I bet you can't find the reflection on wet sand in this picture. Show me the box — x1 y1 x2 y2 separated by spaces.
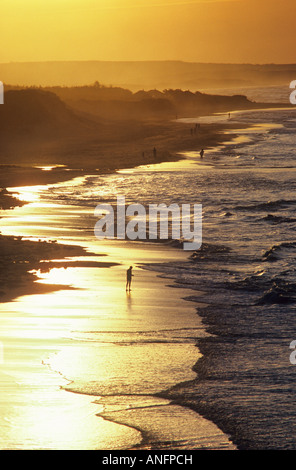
0 160 235 450
0 243 234 449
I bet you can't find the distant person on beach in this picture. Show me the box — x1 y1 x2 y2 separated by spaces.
126 266 133 291
200 149 204 159
153 147 157 158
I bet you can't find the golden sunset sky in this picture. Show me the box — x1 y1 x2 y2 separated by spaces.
1 0 295 63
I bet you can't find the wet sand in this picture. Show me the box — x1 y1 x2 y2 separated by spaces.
0 233 119 304
0 116 247 304
0 239 235 450
0 119 246 188
0 117 248 450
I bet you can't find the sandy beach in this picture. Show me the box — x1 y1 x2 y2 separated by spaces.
0 236 236 449
0 113 246 450
1 105 290 450
0 116 247 304
0 118 248 187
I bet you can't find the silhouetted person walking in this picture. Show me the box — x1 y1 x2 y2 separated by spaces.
126 266 133 291
200 149 204 159
153 147 157 159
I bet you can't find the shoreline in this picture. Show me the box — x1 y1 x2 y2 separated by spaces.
0 115 252 304
0 115 243 450
56 255 236 451
147 106 296 450
0 106 290 450
1 102 291 190
0 117 265 189
0 234 119 304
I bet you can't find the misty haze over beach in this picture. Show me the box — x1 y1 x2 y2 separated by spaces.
1 61 296 90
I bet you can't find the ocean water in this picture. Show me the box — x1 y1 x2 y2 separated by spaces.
1 87 296 449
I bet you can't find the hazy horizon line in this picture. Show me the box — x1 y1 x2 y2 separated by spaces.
1 60 296 66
